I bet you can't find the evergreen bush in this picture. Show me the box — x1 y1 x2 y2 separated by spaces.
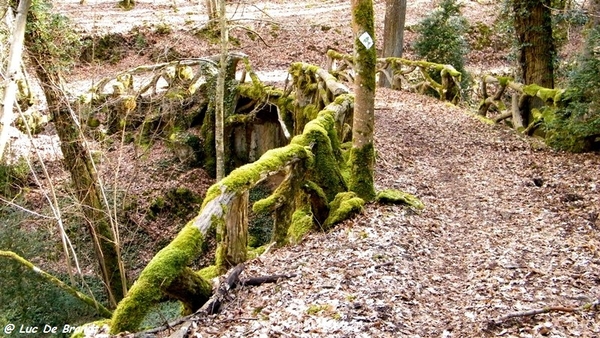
544 25 600 152
413 0 470 89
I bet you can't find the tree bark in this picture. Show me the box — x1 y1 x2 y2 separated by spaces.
513 0 555 126
379 0 406 88
349 0 376 201
217 190 249 269
0 0 32 161
215 0 228 181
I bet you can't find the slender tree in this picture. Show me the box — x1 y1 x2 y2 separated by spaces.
209 0 249 270
379 0 406 88
0 0 32 161
348 0 376 201
24 2 126 307
216 0 227 181
206 0 218 21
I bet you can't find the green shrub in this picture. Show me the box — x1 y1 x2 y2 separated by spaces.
413 0 470 89
544 26 600 152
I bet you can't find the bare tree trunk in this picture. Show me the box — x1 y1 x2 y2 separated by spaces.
348 0 376 201
33 68 126 307
216 0 227 181
379 0 406 88
513 0 555 127
0 0 32 161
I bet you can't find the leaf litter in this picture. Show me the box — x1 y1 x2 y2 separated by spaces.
171 89 600 338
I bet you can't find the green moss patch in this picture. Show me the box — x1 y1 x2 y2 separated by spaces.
324 192 365 229
287 208 314 244
376 189 424 210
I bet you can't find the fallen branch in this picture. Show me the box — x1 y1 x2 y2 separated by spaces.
493 111 513 123
241 273 298 286
487 299 600 328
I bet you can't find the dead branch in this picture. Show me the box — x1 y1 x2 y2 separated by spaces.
135 265 297 337
493 111 513 123
487 300 600 329
241 273 298 286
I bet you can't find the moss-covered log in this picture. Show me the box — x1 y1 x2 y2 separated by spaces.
110 143 309 333
102 58 389 334
475 75 566 134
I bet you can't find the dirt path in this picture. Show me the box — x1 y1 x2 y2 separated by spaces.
179 89 599 337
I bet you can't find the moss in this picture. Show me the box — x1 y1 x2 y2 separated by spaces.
197 265 219 280
202 143 308 208
71 319 111 338
376 189 425 210
497 76 513 87
302 181 327 205
324 192 365 229
110 225 204 333
348 143 376 201
247 245 267 259
298 119 347 201
214 242 227 272
287 207 314 244
470 112 495 125
252 193 282 214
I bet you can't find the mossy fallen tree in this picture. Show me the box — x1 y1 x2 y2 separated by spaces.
72 59 424 335
326 49 462 104
108 63 359 334
477 75 566 134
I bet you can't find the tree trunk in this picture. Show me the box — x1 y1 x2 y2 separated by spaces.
206 0 218 21
592 0 600 27
215 0 228 181
212 0 250 271
349 0 376 201
32 68 126 307
513 0 555 126
216 191 249 269
0 0 32 161
379 0 406 88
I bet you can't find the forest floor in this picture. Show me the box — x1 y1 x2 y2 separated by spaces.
175 90 600 338
12 0 600 337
